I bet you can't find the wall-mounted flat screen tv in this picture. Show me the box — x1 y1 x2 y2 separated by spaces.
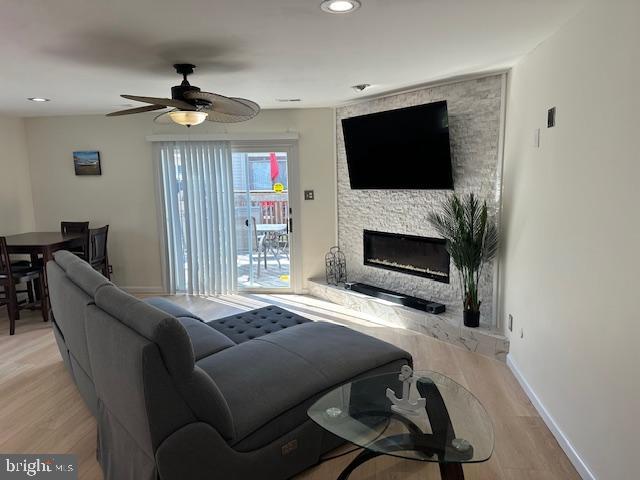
341 101 454 189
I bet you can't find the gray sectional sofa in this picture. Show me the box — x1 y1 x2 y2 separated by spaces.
47 250 412 480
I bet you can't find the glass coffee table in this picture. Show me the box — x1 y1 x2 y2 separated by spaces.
308 370 494 479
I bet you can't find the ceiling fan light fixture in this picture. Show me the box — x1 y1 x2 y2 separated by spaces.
169 110 208 127
320 0 360 14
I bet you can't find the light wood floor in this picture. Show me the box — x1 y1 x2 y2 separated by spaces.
0 293 580 480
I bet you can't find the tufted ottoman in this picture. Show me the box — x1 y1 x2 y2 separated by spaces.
206 305 311 344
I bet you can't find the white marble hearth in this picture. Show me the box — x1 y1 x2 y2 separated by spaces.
308 279 509 362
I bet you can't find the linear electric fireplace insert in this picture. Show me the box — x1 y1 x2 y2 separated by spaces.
363 230 450 283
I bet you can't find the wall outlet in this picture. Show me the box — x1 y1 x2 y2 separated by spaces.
533 128 540 148
508 314 513 332
304 190 315 200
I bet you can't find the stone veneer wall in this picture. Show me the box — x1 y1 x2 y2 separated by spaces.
337 74 504 327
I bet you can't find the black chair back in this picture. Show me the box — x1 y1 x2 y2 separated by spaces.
61 221 90 260
89 226 110 277
61 221 90 236
0 237 11 277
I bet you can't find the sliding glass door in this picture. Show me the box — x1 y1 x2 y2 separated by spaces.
232 144 295 290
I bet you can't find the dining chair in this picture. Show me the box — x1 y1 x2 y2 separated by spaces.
61 221 90 260
0 237 47 335
88 225 111 280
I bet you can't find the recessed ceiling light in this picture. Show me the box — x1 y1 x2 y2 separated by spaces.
27 97 50 102
320 0 361 14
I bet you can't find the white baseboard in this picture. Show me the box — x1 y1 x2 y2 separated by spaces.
507 355 596 480
121 286 167 295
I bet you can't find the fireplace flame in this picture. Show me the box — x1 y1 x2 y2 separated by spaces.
367 258 449 278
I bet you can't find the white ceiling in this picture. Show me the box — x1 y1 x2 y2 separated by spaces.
1 0 584 116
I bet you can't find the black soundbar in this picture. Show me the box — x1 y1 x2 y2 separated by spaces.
344 282 446 314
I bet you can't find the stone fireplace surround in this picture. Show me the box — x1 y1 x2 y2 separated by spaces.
337 74 504 325
311 73 509 359
308 279 509 361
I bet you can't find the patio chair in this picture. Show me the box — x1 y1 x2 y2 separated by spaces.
250 217 267 277
276 232 289 261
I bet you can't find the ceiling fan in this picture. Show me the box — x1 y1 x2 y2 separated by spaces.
106 64 260 127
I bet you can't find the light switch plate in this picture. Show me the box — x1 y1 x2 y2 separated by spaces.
304 190 315 200
547 107 556 128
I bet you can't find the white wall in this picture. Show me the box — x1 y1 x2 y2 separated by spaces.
500 1 639 478
0 117 35 235
24 109 336 291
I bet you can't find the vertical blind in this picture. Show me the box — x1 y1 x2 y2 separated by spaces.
155 141 237 295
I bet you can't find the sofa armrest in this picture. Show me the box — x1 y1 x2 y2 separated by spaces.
156 422 225 480
144 297 204 322
156 420 327 480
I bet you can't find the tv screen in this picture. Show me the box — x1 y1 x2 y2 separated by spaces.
341 101 453 190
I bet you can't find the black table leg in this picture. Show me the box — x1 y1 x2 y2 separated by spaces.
336 450 465 480
337 448 382 480
40 247 52 323
335 435 466 480
440 463 464 480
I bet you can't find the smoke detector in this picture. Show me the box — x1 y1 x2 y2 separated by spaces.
352 84 371 92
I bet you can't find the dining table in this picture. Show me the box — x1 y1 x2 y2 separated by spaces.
255 223 288 234
5 232 84 323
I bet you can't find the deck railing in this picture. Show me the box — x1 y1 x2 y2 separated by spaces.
234 191 289 252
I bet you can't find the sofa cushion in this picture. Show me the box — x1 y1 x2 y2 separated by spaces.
144 297 204 322
196 337 328 446
196 321 412 448
178 317 235 360
256 322 410 382
207 306 311 344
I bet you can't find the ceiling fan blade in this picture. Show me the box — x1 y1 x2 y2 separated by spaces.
202 109 258 123
153 110 176 124
231 97 261 115
184 91 260 117
121 94 196 110
106 104 167 116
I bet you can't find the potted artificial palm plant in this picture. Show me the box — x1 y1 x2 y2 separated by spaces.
427 193 498 327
